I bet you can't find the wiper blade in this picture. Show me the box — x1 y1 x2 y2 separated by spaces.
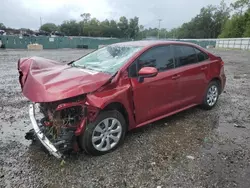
68 60 75 65
71 63 86 69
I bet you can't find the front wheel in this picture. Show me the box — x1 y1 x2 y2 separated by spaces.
201 81 220 110
79 110 126 156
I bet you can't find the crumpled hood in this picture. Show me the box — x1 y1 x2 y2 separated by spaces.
18 57 112 102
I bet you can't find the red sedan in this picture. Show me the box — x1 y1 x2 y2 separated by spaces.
18 41 226 158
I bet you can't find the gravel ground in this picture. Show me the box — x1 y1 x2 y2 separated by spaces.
0 48 250 188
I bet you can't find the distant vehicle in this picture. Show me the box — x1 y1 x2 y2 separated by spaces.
0 30 6 35
18 41 226 159
51 31 65 37
22 33 31 37
34 30 50 36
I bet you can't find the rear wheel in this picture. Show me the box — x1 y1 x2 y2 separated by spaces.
79 110 126 156
201 81 220 110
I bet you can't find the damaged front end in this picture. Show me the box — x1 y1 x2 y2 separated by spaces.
17 57 112 158
26 95 99 158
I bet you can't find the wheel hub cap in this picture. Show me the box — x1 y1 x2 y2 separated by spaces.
92 118 122 152
207 85 218 106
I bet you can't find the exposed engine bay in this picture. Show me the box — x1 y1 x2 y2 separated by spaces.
25 94 98 157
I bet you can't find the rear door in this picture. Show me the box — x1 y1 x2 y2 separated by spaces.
172 45 210 107
128 45 180 125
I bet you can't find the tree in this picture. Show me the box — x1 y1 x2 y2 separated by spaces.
100 19 111 37
80 13 91 23
40 23 58 33
219 14 246 38
79 13 91 36
118 16 129 38
0 23 6 30
219 0 250 38
128 17 139 39
60 20 80 36
87 18 101 36
150 1 230 39
214 0 231 38
109 20 120 38
243 20 250 36
231 0 250 14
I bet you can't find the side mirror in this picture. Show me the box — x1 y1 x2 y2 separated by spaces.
138 67 158 83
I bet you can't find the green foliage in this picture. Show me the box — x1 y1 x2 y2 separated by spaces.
164 2 230 39
40 23 58 33
128 17 139 38
219 14 246 38
118 16 129 38
243 20 250 37
3 0 250 39
60 20 80 36
140 1 230 39
56 13 140 38
230 0 250 14
219 0 250 38
0 23 6 30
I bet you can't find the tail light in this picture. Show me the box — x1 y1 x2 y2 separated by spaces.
216 56 224 67
221 60 225 66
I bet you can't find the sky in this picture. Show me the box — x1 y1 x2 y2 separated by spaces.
1 0 234 30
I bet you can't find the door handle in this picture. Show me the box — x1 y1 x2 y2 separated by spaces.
171 74 180 80
201 66 208 70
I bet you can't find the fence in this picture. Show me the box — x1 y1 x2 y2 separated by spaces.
180 38 250 50
216 38 250 50
176 39 217 48
0 35 128 49
1 35 250 50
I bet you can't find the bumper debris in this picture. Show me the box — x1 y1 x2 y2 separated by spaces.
29 104 62 159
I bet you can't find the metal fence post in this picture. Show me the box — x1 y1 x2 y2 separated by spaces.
247 38 250 50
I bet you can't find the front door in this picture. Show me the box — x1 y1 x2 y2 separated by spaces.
128 45 180 125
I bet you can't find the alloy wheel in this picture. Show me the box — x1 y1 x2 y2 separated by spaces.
91 118 122 152
207 85 218 106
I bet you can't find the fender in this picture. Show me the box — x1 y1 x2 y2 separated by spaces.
85 83 136 129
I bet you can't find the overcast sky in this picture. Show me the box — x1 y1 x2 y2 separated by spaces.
1 0 234 30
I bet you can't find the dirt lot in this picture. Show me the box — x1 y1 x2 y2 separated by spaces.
0 48 250 188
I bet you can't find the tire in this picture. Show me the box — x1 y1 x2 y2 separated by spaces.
201 81 220 110
79 110 126 156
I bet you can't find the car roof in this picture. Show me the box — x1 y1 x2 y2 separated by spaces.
112 40 199 48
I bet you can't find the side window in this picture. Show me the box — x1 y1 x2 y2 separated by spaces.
194 48 209 62
138 45 174 72
173 45 198 67
128 61 137 77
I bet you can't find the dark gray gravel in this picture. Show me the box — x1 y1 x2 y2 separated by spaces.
0 48 250 188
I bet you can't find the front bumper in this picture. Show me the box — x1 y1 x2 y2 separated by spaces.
29 103 62 159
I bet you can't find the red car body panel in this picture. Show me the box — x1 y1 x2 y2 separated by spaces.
18 57 112 102
18 41 226 136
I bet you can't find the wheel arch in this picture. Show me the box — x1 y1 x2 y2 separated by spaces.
210 77 222 94
102 102 129 131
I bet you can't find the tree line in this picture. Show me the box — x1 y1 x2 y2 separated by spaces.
0 0 250 39
39 13 140 39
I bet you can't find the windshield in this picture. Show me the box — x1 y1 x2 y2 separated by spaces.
72 45 142 74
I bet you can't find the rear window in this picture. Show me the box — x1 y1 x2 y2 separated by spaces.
173 45 198 67
194 48 209 62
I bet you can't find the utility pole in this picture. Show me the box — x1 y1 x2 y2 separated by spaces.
157 19 162 39
40 17 43 27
